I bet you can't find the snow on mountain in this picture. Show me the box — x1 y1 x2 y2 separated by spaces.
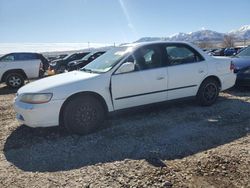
229 25 250 39
168 30 224 41
168 32 189 41
135 25 250 43
136 37 167 43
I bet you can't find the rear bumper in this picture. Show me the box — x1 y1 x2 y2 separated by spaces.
220 73 237 91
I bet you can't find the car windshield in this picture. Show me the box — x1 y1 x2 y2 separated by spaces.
81 46 133 73
237 47 250 57
81 52 95 61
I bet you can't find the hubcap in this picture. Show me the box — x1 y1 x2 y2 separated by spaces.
9 76 21 87
203 83 217 102
75 105 97 125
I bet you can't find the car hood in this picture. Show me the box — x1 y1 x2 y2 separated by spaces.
231 57 250 70
18 71 99 94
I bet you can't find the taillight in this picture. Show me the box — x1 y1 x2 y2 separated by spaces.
39 62 43 70
230 61 235 72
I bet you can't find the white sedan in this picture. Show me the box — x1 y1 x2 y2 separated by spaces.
14 42 236 134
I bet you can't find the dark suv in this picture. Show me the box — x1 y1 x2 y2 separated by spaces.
50 52 90 73
67 51 106 71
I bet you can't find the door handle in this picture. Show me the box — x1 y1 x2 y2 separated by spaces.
156 77 165 80
198 70 204 74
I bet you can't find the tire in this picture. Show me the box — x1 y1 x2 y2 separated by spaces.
196 79 220 106
5 73 25 89
63 95 106 135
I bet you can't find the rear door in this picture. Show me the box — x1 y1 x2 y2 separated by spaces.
111 44 168 110
0 54 15 79
164 44 207 100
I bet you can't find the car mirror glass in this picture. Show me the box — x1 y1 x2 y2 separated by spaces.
115 62 135 74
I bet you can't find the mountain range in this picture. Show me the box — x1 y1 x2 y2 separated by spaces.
136 25 250 43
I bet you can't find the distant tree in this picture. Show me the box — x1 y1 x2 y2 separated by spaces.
223 35 235 48
197 41 213 49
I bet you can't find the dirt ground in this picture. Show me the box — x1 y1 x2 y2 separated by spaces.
0 83 249 188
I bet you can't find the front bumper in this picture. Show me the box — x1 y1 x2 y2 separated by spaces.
14 98 65 128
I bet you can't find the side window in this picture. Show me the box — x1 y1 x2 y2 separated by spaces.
15 53 37 61
166 45 203 66
78 53 86 59
68 54 77 61
0 54 15 61
133 45 163 71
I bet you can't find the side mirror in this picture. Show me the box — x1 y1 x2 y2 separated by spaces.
116 62 135 74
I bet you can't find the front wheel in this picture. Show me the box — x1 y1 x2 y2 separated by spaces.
63 95 106 135
196 79 220 106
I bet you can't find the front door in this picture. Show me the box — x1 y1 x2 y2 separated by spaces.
111 44 168 110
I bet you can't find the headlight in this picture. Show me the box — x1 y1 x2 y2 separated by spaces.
20 93 53 104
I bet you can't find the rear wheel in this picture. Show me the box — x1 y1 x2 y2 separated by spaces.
5 73 25 88
63 95 106 135
196 79 220 106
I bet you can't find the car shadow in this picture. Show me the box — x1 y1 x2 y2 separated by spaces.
0 85 17 95
3 96 250 172
226 86 250 97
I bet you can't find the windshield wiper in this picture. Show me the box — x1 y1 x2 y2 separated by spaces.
81 68 101 74
81 68 93 73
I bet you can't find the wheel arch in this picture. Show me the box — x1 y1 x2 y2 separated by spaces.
199 75 222 90
1 69 27 82
59 91 108 126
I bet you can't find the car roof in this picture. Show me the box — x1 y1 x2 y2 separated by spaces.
120 41 211 60
121 41 195 48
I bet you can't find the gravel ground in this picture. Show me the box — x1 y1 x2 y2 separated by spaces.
0 83 249 187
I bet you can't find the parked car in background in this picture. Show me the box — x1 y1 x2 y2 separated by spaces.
212 48 225 56
0 52 46 88
50 52 89 73
14 42 236 134
67 51 106 71
47 54 68 62
224 48 236 56
232 46 250 86
206 49 218 56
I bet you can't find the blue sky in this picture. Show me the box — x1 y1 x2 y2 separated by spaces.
0 0 250 44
